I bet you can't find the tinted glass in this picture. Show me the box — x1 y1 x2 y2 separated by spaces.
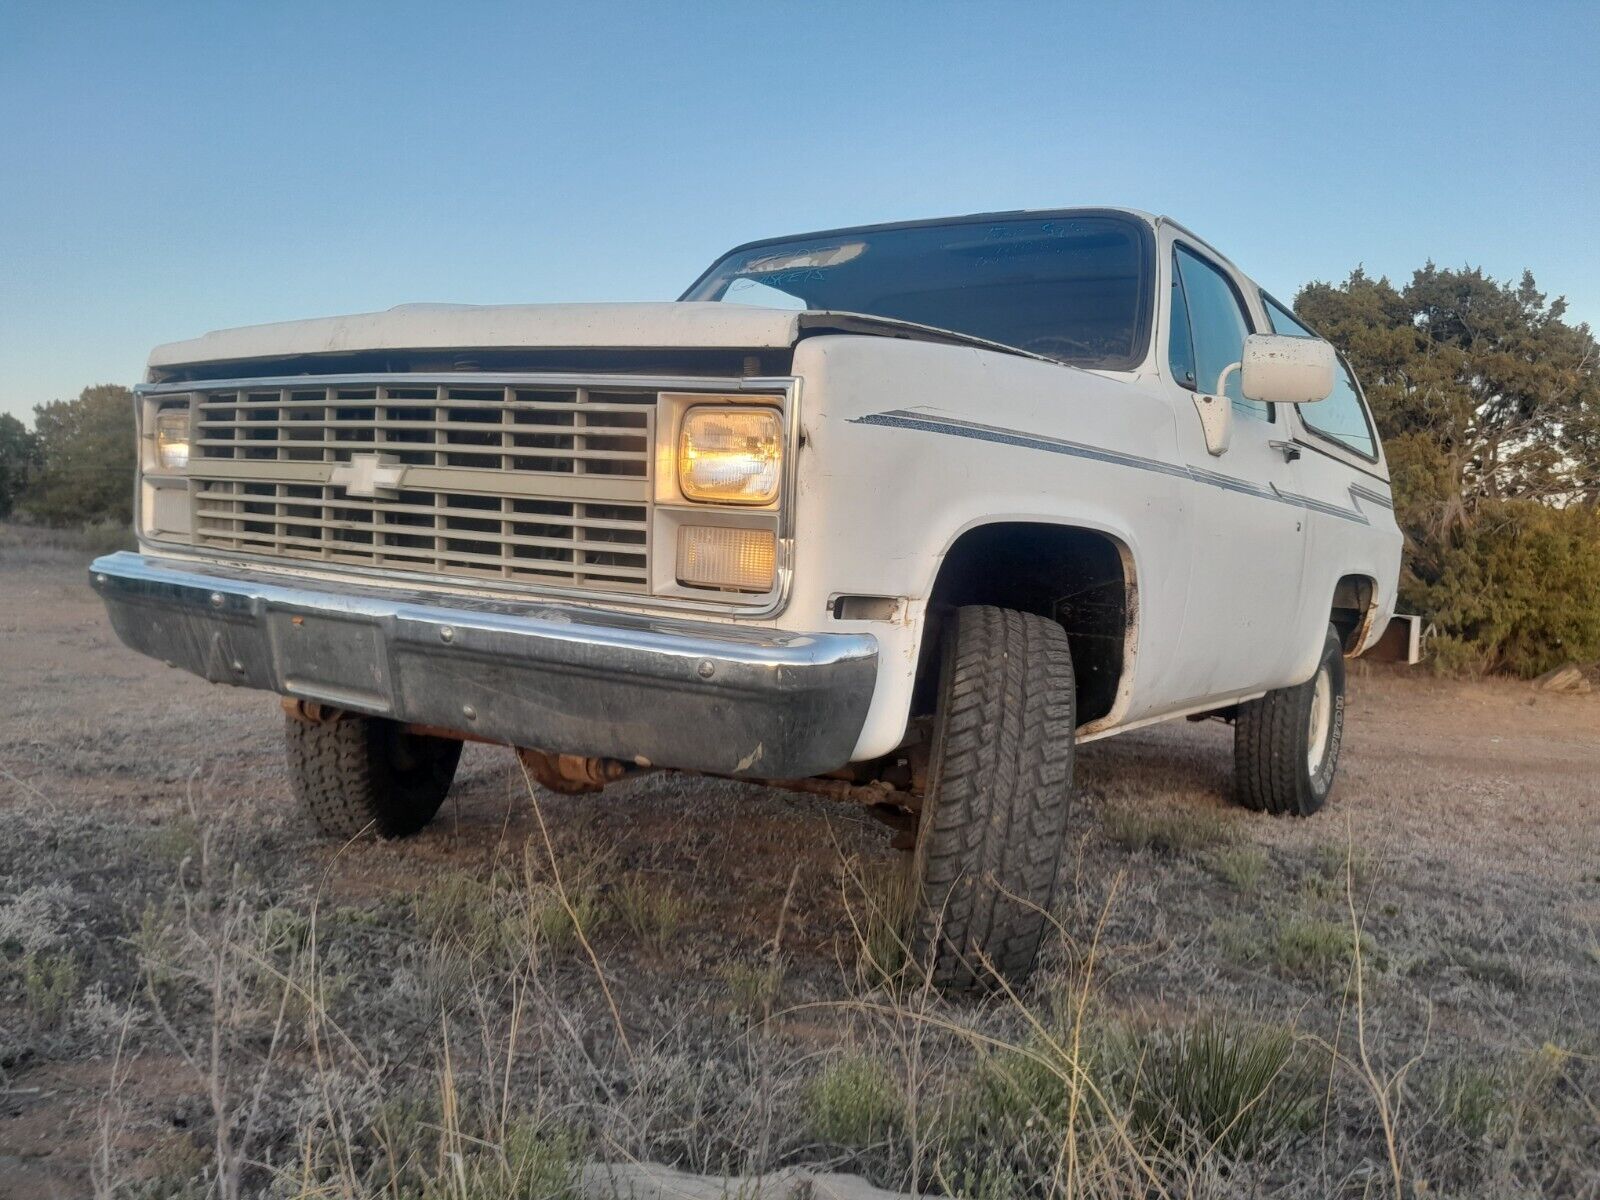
1167 251 1198 389
1173 246 1263 418
1263 294 1377 458
685 215 1152 369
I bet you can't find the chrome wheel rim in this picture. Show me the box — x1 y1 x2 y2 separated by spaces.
1306 666 1333 775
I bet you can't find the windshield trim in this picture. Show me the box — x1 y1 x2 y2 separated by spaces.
680 208 1157 372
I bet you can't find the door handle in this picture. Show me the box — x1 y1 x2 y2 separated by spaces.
1268 439 1301 463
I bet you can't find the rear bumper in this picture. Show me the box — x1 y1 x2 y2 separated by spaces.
89 552 878 778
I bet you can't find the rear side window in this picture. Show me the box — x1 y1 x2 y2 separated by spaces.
1262 294 1378 459
1171 246 1266 420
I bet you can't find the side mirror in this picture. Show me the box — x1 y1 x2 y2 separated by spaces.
1238 334 1336 405
1191 334 1338 457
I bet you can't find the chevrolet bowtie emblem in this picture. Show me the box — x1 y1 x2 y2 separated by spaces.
329 453 407 497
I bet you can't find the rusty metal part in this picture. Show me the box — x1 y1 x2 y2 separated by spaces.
875 716 932 796
752 775 903 807
288 691 922 822
868 802 920 850
402 722 500 746
282 697 347 724
902 738 931 798
517 748 630 794
286 700 504 746
754 772 925 850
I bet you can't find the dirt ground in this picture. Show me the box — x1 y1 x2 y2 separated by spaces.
1 540 1596 1198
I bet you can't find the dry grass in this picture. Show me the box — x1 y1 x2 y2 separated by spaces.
2 556 1598 1198
611 874 695 956
0 518 133 562
1209 845 1270 891
4 776 1595 1199
719 958 785 1020
1100 803 1236 855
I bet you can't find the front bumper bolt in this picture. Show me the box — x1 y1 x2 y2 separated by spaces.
462 705 477 721
209 592 225 609
439 626 455 643
696 660 715 680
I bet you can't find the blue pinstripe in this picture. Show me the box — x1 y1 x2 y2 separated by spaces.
850 409 1392 526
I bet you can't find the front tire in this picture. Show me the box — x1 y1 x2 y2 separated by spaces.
1232 624 1346 816
285 713 462 839
909 606 1076 993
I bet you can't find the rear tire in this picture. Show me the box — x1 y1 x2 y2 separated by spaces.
285 713 462 839
909 606 1076 994
1232 624 1346 817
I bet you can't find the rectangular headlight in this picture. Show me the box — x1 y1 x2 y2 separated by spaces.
154 408 191 471
676 525 776 592
677 406 781 504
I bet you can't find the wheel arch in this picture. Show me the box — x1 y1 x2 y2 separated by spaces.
1330 572 1380 655
917 518 1140 728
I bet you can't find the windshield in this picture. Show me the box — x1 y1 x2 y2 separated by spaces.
682 212 1153 369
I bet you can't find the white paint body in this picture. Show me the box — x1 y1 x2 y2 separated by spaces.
145 213 1403 765
148 302 810 367
788 351 1399 759
781 218 1401 760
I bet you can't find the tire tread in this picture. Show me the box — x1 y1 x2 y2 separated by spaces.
1233 625 1344 817
911 606 1077 992
285 715 458 839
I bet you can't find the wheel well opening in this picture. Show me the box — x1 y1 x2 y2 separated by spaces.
919 522 1132 725
1331 574 1376 653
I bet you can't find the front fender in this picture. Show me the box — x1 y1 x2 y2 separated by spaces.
783 335 1191 758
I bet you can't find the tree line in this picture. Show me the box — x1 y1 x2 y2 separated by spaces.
1298 266 1600 674
1 384 136 529
2 262 1597 675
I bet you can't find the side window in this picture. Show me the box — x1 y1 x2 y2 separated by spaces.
1173 246 1265 420
1167 251 1198 389
1263 294 1378 459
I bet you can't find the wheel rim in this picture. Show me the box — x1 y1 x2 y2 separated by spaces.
1306 665 1333 775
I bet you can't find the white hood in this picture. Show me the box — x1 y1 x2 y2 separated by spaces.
147 302 807 370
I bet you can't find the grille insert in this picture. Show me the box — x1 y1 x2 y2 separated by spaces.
186 381 656 591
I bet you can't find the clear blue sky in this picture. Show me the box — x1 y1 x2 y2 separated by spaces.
2 0 1596 421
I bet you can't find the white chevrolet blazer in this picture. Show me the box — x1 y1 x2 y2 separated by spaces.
94 208 1403 989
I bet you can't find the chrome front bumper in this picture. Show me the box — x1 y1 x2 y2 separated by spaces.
89 552 878 778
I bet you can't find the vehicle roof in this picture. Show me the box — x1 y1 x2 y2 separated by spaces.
712 206 1158 250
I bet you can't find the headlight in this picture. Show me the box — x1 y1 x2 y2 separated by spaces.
677 406 781 504
154 408 190 471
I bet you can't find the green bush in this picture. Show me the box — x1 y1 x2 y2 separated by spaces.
1108 1018 1319 1159
804 1054 904 1147
943 1015 1316 1167
1296 265 1600 675
1411 501 1600 675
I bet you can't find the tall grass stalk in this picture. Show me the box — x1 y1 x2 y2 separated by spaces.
516 757 633 1065
1337 825 1424 1198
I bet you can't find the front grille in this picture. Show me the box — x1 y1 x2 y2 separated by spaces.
185 380 655 592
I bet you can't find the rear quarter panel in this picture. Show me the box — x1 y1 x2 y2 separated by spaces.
1290 433 1405 669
